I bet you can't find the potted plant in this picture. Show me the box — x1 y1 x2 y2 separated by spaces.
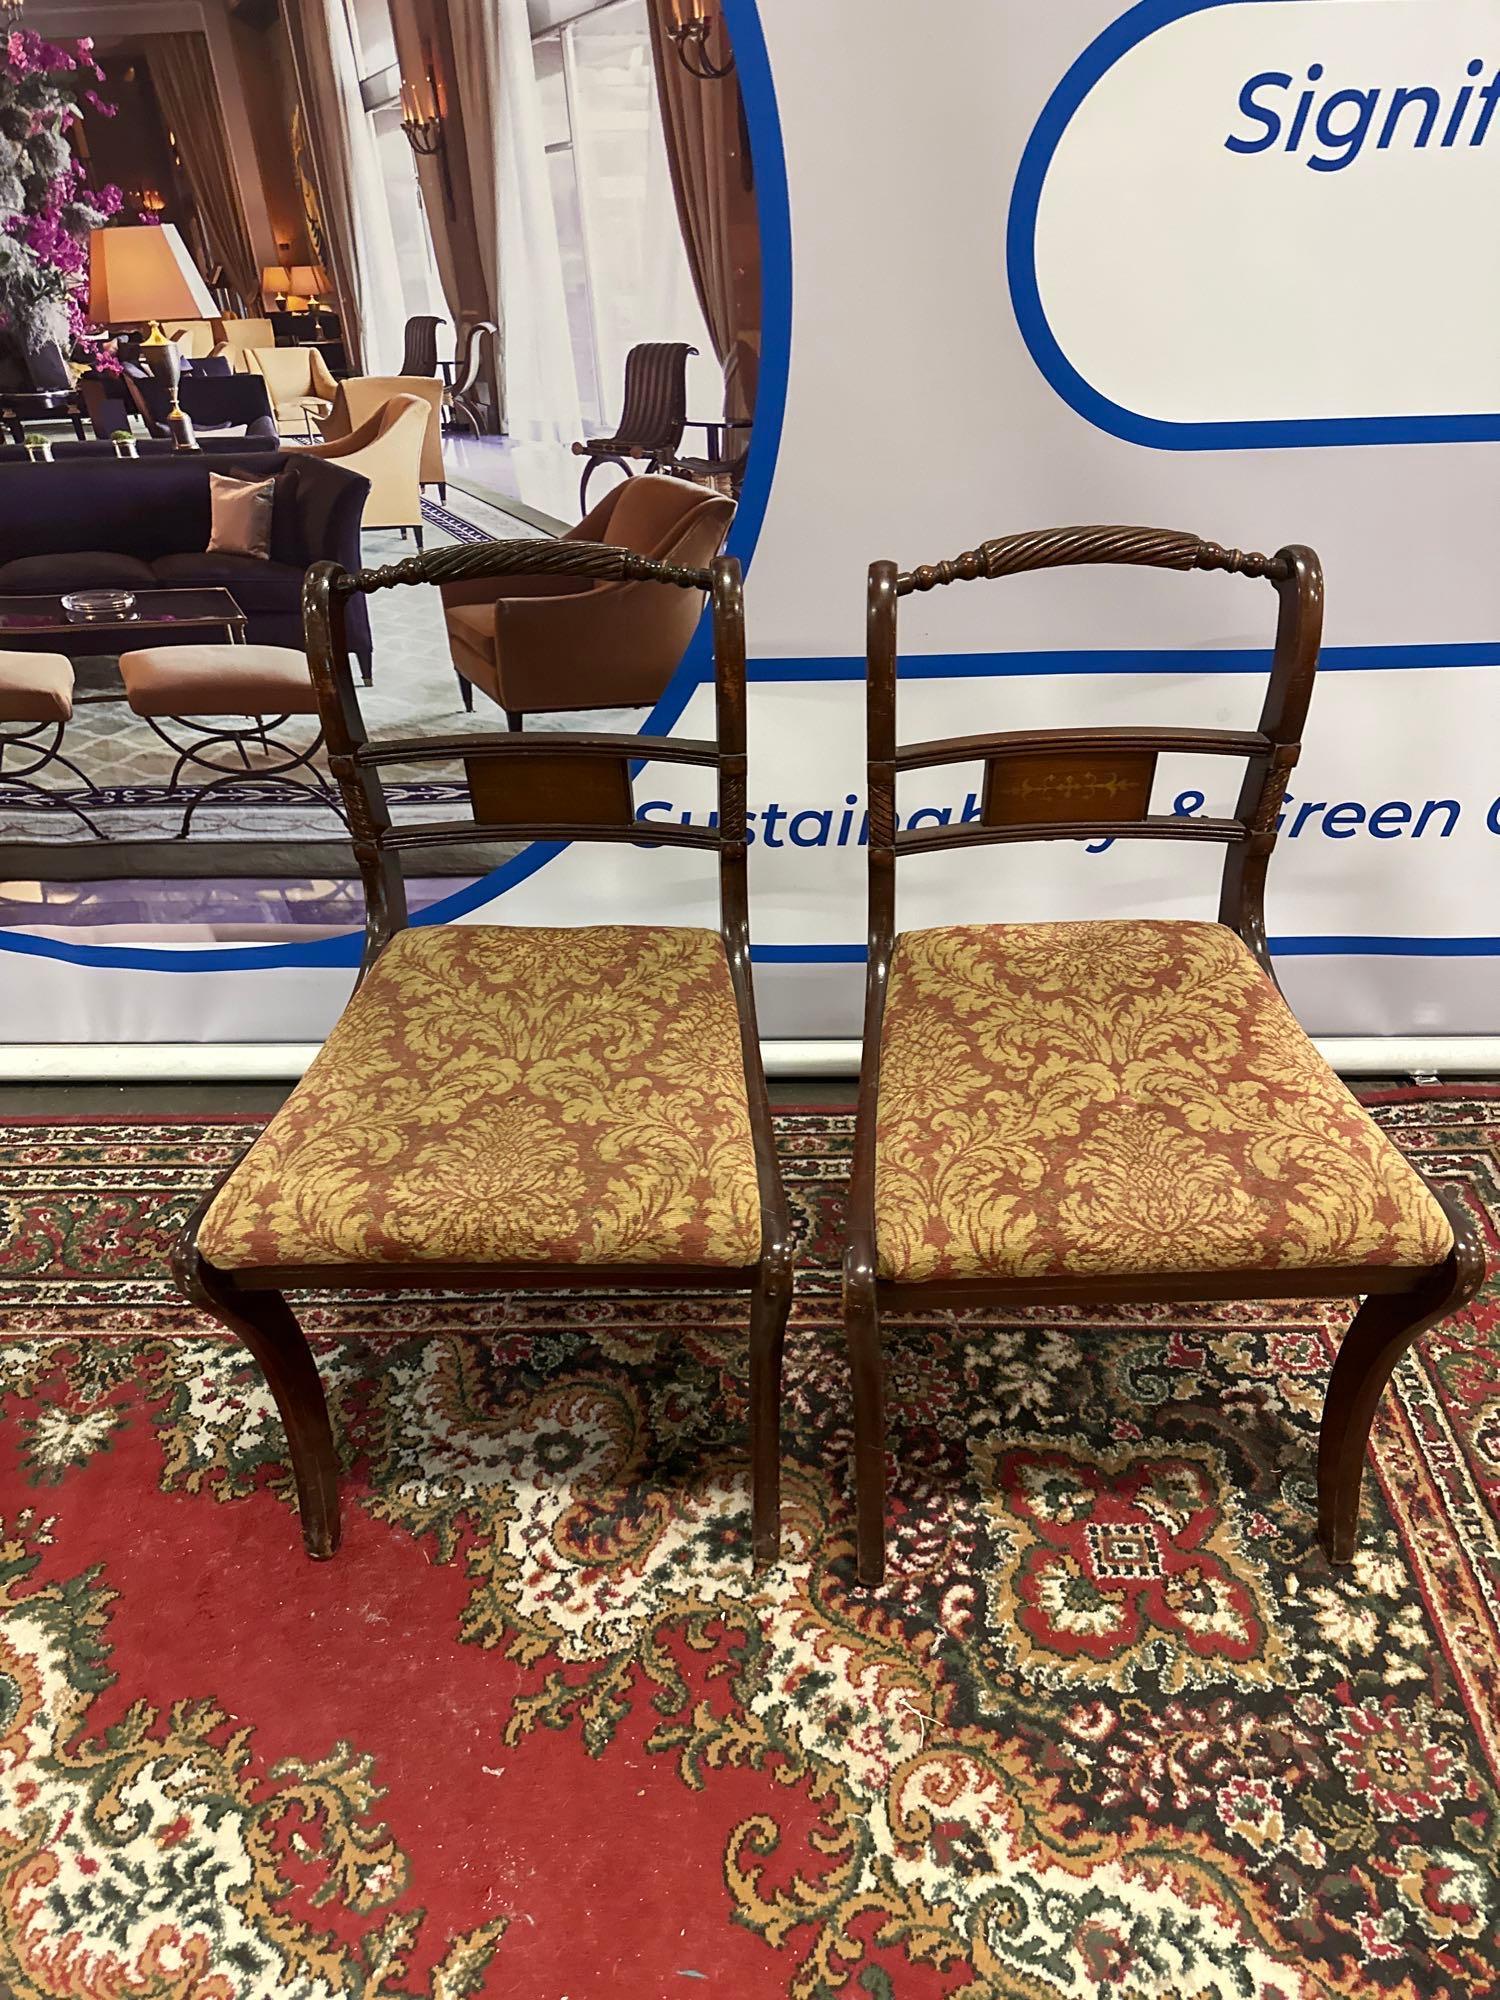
23 434 53 463
109 428 137 459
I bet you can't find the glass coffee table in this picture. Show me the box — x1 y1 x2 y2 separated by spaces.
0 589 246 698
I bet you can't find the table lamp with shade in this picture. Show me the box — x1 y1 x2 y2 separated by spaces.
285 265 329 310
88 223 218 450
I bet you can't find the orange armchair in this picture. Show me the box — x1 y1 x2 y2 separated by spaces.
439 474 734 727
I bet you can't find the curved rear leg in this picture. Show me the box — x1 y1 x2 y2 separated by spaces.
844 1251 887 1587
173 1199 341 1559
1318 1188 1485 1564
748 1249 792 1572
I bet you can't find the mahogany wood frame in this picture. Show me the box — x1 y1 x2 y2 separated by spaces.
174 539 792 1569
844 525 1484 1586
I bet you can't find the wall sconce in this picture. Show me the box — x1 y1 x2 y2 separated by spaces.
399 68 444 157
667 0 735 80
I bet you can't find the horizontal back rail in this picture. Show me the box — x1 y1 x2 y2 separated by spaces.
895 815 1246 858
379 819 723 854
891 724 1272 774
895 526 1289 595
347 731 721 771
332 538 714 597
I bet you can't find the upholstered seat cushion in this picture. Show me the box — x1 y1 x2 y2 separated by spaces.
0 649 73 723
0 552 157 592
197 923 763 1271
119 645 318 718
150 552 304 612
873 920 1453 1285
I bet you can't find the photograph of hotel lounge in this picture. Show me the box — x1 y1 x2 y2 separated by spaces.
0 0 755 949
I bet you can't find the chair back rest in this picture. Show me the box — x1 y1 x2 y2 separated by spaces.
246 346 316 399
24 340 74 392
334 376 444 483
598 471 733 564
214 317 275 369
399 314 443 376
614 342 697 452
168 320 219 359
303 540 749 970
866 525 1324 978
453 318 498 395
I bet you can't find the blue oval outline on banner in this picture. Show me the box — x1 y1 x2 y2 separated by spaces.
1006 0 1500 452
0 0 790 975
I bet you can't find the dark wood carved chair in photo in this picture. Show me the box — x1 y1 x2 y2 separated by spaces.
443 318 500 436
571 341 697 511
845 524 1484 1586
174 538 792 1568
398 313 443 377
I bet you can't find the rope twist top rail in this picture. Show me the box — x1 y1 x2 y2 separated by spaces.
332 538 715 597
895 526 1288 595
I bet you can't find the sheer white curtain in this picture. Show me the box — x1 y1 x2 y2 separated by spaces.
330 0 407 375
451 0 584 514
567 5 717 425
287 0 406 377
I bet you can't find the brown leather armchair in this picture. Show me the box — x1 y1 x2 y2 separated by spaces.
440 473 734 726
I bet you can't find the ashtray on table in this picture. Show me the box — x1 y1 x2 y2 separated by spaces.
62 590 138 623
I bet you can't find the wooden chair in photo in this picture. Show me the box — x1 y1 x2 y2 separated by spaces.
845 524 1484 1586
173 537 792 1569
399 313 444 376
572 341 697 511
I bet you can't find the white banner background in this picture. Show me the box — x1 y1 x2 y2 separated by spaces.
2 0 1496 1047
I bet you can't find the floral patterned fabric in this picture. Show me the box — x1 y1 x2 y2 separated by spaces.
874 920 1454 1285
198 924 763 1270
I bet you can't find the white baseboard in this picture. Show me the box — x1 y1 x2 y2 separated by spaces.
2 1038 1499 1084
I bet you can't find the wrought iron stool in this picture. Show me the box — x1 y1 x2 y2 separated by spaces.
117 645 346 838
0 650 104 836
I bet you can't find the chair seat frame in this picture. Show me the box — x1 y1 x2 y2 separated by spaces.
844 525 1484 1586
175 540 792 1570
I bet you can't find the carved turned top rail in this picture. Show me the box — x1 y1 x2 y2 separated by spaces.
330 539 715 598
895 526 1289 596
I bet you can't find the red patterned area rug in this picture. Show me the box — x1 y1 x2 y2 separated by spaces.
1 1095 1498 2000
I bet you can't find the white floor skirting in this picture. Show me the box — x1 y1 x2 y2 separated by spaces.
4 1038 1500 1083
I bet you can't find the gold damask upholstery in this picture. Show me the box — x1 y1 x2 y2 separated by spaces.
874 920 1453 1286
199 924 762 1271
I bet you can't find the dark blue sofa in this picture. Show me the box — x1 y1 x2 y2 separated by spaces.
0 451 373 680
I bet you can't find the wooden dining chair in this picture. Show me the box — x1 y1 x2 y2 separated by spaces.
845 524 1484 1586
173 538 792 1569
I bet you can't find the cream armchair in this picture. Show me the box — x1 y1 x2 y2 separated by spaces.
292 393 430 546
212 318 276 372
246 346 338 437
167 319 219 360
321 376 445 499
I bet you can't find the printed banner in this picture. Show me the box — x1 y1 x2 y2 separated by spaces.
3 0 1496 1044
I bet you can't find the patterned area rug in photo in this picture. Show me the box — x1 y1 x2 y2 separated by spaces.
1 1094 1498 1998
